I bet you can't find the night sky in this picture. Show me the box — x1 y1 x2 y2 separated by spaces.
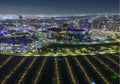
0 0 119 15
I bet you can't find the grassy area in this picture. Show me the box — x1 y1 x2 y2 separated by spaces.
0 43 119 56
